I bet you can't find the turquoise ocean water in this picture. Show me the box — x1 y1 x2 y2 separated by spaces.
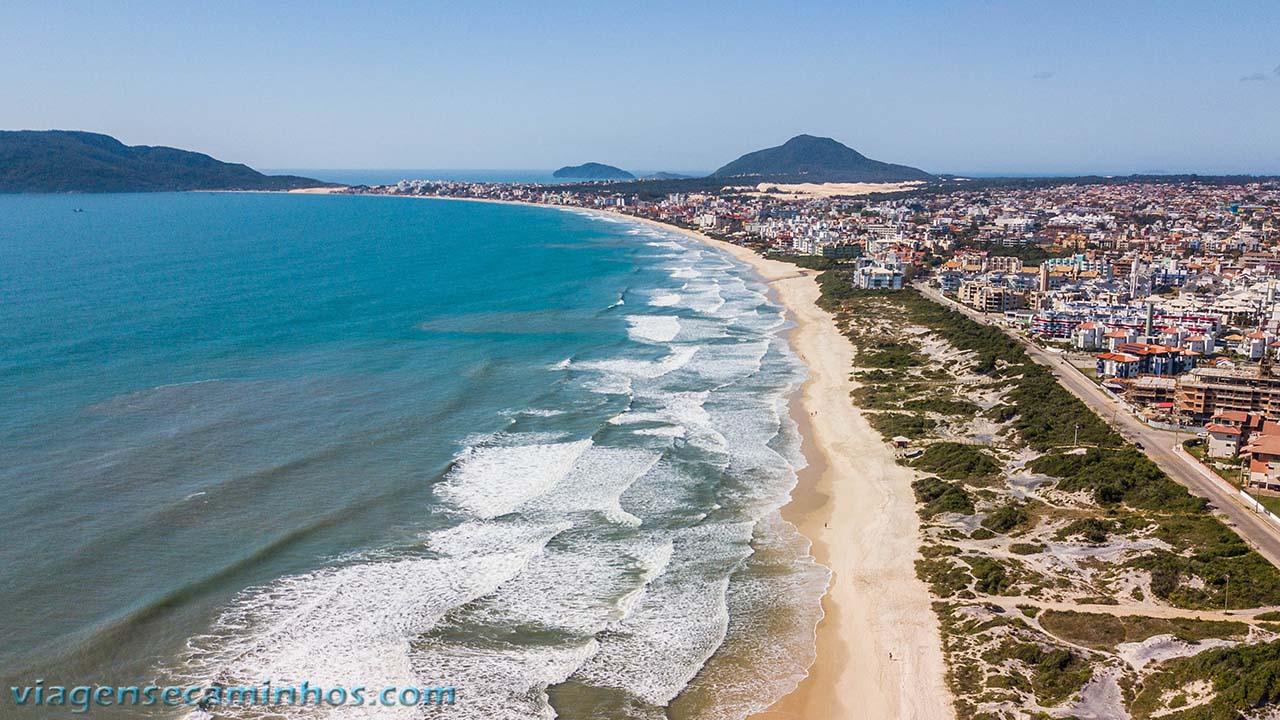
0 193 825 719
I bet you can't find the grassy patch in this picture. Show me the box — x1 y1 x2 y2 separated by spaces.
901 397 982 416
1039 610 1249 651
858 340 924 370
1131 548 1280 609
965 556 1015 595
913 476 976 517
866 412 937 440
1007 642 1093 706
1008 364 1117 451
1253 493 1280 517
1056 517 1115 543
982 501 1031 534
1030 448 1203 512
912 442 1002 480
917 557 972 597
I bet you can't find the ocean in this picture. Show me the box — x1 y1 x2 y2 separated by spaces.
262 170 710 186
0 192 826 719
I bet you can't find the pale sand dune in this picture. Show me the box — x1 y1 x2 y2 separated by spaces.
615 213 953 720
741 181 925 200
287 186 347 194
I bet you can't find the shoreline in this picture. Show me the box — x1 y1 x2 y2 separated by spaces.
289 191 953 718
609 211 953 720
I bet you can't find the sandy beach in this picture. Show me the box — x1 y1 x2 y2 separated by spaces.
610 213 953 720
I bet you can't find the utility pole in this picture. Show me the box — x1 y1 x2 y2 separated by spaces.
1225 573 1230 612
1074 423 1080 447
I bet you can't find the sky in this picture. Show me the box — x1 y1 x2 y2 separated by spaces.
2 0 1279 176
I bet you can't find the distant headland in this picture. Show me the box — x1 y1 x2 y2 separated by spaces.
0 130 335 193
712 134 934 183
552 162 636 180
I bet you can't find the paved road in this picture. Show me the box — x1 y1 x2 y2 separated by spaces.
915 283 1280 568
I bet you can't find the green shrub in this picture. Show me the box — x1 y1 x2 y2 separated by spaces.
1030 448 1202 512
912 477 975 517
1056 517 1114 543
1132 640 1280 720
982 502 1030 534
866 412 937 440
858 340 923 370
966 557 1013 595
913 442 1002 480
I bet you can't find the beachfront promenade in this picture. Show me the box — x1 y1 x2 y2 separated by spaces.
917 282 1280 568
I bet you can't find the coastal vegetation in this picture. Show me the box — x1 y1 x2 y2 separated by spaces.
799 269 1280 719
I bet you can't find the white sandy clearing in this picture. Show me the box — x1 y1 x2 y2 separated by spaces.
741 181 926 199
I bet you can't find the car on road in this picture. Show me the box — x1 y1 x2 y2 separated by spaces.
1134 442 1145 450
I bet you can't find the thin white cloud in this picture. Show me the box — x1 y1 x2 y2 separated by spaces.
1240 72 1268 82
1031 71 1054 80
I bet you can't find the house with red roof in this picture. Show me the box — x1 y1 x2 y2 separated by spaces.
1095 343 1196 379
1244 432 1280 492
1204 410 1265 458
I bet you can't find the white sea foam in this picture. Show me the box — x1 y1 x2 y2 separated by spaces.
669 267 701 279
676 513 829 720
633 426 686 438
678 284 726 314
509 408 567 418
618 460 712 530
689 339 771 388
181 521 567 719
609 390 720 448
646 240 684 250
672 316 731 341
436 439 592 519
571 522 753 705
582 374 633 396
614 541 674 620
521 446 660 525
648 292 681 307
577 345 698 381
443 533 669 635
625 315 681 343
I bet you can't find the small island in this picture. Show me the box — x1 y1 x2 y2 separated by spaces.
552 162 635 180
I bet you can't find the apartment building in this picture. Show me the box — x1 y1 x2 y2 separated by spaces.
1176 366 1280 420
957 281 1025 313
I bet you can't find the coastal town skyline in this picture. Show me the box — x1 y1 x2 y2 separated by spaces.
4 1 1279 175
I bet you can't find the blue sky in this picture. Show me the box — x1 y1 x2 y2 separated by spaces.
3 1 1278 175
